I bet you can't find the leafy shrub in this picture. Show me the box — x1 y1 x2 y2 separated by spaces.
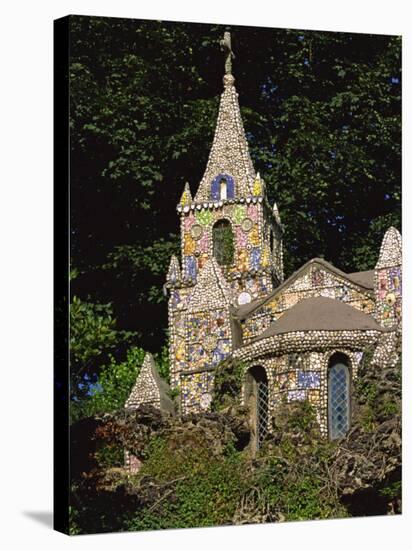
127 441 247 530
87 346 146 414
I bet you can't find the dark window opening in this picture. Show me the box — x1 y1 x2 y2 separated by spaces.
213 219 234 266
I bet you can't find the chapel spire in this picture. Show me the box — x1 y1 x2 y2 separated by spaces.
193 32 256 202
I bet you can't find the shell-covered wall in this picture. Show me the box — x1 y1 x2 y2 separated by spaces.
168 260 233 413
125 353 162 409
178 197 281 306
374 227 402 327
241 263 375 344
241 350 363 437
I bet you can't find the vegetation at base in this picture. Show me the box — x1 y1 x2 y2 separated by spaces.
69 343 401 533
126 439 247 530
212 357 246 411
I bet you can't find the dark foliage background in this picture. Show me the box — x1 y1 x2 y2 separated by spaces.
69 16 401 401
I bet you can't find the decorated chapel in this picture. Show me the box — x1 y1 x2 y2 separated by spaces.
125 33 402 447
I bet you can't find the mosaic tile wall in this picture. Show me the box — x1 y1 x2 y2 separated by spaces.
167 287 191 389
241 264 376 344
241 349 363 437
178 195 282 305
180 371 215 414
374 227 402 327
167 258 234 413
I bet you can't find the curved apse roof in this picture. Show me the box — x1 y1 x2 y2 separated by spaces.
252 296 386 341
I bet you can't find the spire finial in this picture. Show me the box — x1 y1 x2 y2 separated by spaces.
272 202 282 225
220 31 235 76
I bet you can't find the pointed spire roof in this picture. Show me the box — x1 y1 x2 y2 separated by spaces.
179 182 192 207
187 258 230 312
194 36 256 202
252 172 264 196
125 353 174 413
166 254 181 285
272 202 281 225
375 227 402 269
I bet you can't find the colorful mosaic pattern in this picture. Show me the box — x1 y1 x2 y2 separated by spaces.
181 371 215 413
258 265 376 329
297 370 321 389
376 266 402 326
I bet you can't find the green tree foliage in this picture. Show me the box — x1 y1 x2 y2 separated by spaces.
69 16 401 354
212 219 235 266
69 294 134 417
127 439 246 530
85 343 170 415
86 346 146 415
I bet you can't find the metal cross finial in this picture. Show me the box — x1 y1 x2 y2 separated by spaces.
220 31 235 75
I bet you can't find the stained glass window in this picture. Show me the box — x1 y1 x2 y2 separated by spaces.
245 366 269 451
328 361 350 440
257 380 269 447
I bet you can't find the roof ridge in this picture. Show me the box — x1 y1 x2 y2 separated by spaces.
233 257 374 320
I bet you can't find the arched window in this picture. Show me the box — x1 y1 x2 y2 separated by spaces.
328 355 351 440
245 366 269 451
211 174 235 200
213 219 234 266
219 177 227 200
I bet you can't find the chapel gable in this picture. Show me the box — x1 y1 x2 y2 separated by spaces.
232 258 376 345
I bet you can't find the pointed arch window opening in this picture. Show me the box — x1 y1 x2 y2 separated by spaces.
211 173 235 201
220 178 227 200
212 219 235 266
328 355 351 440
245 366 269 451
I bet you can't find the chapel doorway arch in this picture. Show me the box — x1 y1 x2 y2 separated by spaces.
245 365 269 452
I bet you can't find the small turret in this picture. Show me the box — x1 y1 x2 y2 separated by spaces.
125 353 175 414
374 226 402 327
272 202 281 226
166 254 181 286
375 226 402 270
252 172 264 197
178 182 192 210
